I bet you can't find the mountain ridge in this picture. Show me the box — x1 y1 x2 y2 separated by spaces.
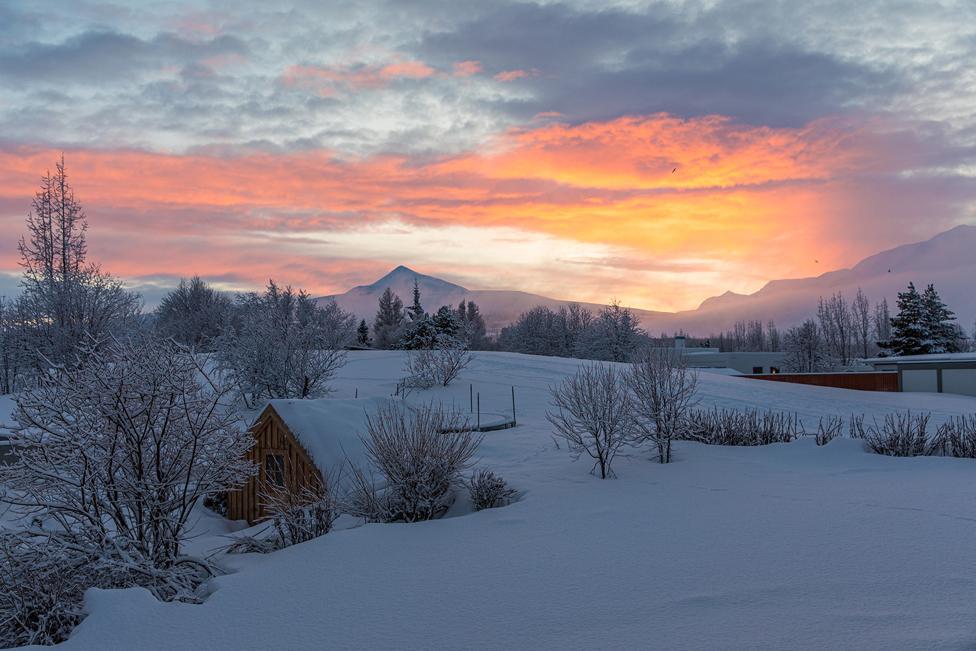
319 225 976 334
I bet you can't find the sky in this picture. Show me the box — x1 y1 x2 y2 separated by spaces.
0 1 975 310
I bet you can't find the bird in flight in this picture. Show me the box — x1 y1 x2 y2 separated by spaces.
672 168 677 173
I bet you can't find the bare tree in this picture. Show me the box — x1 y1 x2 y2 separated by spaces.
783 319 831 372
403 340 473 388
873 298 892 350
155 276 232 350
217 282 352 406
17 156 140 369
2 336 256 573
627 348 699 463
546 363 635 478
852 288 872 358
818 292 854 367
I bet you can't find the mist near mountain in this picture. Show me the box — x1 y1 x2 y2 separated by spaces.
320 226 976 335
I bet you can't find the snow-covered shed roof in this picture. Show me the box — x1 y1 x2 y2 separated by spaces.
264 396 391 474
862 352 976 366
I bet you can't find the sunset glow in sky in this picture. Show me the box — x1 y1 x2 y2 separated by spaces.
1 1 975 309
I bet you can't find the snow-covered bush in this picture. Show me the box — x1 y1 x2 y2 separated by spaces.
217 281 352 407
547 363 635 478
627 347 699 463
685 408 801 446
933 416 976 458
1 337 255 602
816 415 844 446
261 472 342 548
466 469 517 511
348 403 481 522
403 341 473 388
858 412 932 456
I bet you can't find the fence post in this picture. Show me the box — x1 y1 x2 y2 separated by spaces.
477 393 480 431
511 385 516 427
470 384 473 413
355 387 358 399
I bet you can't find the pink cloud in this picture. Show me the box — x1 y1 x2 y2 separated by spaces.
281 59 435 95
494 68 538 82
452 60 482 77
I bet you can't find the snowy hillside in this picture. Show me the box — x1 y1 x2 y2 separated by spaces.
59 351 976 650
666 224 976 332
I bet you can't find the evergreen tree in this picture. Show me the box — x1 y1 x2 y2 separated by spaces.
407 278 424 321
398 316 439 350
921 283 958 353
432 305 461 339
373 287 404 349
357 319 371 346
463 300 487 349
886 282 928 356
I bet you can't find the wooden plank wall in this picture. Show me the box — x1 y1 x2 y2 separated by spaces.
742 372 899 392
227 407 324 524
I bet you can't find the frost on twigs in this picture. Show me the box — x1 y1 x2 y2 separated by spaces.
0 336 256 645
346 402 481 522
547 362 635 478
466 469 518 511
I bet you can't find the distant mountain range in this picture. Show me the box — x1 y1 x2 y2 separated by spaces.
319 225 976 335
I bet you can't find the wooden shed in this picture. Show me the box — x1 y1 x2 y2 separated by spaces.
227 396 389 524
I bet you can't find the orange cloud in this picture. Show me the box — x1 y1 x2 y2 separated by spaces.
0 114 920 309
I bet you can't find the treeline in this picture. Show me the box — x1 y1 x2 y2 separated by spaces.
781 284 962 372
370 281 487 351
497 302 646 362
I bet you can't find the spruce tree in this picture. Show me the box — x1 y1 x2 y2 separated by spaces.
432 305 461 339
407 278 424 321
373 287 404 349
921 283 958 353
886 282 928 356
357 319 371 346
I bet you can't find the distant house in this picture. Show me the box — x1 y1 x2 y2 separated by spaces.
671 336 785 375
228 397 388 524
863 353 976 397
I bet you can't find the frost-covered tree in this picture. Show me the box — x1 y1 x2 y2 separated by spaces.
404 340 473 387
885 282 928 356
1 337 255 605
627 347 699 463
398 315 440 350
783 319 831 372
155 276 231 350
851 288 872 358
547 363 635 478
0 296 30 394
217 281 353 406
921 283 959 353
432 305 461 339
574 301 645 362
373 287 404 349
356 319 371 346
407 278 425 321
458 300 488 349
17 156 141 369
818 292 854 367
873 298 892 352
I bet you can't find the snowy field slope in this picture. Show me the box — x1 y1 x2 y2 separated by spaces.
55 352 976 650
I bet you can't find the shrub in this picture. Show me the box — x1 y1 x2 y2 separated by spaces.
403 342 473 389
349 402 481 522
467 469 518 511
546 362 635 478
860 412 933 456
203 492 229 517
261 471 342 548
684 408 801 446
932 415 976 458
816 415 844 446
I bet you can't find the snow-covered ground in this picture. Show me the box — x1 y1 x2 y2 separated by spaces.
48 352 976 649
